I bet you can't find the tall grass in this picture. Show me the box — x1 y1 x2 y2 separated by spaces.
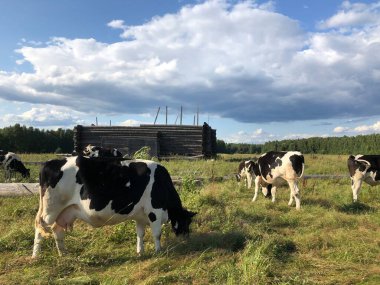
0 154 379 284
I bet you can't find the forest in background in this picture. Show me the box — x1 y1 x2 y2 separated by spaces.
1 124 380 154
0 124 74 153
217 134 380 154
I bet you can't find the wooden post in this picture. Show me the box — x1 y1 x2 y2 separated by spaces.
197 106 199 126
166 106 168 125
154 107 161 125
180 106 183 125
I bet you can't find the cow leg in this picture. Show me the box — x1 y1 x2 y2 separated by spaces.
351 178 363 202
288 180 301 210
149 212 163 252
251 176 260 202
246 174 253 189
136 220 146 255
52 224 66 256
31 228 43 258
271 186 277 203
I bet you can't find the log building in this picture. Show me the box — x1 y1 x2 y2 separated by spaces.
73 123 217 158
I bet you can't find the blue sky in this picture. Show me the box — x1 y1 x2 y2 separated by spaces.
1 0 380 143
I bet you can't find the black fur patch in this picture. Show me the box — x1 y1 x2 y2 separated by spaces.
375 170 380 181
77 156 150 214
258 151 286 178
265 184 273 198
289 154 304 176
253 163 261 176
151 165 181 210
347 156 359 177
237 161 245 173
151 165 195 236
40 159 67 189
148 212 157 222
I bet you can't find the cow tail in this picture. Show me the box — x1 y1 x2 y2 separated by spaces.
35 185 52 237
299 158 305 179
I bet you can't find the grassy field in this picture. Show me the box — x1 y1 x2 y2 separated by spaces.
0 154 379 284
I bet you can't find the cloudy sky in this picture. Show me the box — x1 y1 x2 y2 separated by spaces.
1 0 380 143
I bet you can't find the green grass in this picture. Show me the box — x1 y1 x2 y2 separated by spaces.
0 154 379 284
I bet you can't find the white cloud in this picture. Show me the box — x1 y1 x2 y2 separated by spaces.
226 128 276 143
226 128 328 144
282 133 327 140
107 20 126 30
0 106 85 128
319 1 380 29
333 126 349 133
119 119 142 126
0 0 380 128
354 121 380 133
334 121 380 134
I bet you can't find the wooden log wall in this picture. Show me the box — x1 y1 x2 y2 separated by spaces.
74 123 217 158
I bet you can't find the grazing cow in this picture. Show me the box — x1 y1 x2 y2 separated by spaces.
32 156 196 258
251 151 304 210
347 155 380 202
83 144 123 158
0 151 30 181
235 160 255 188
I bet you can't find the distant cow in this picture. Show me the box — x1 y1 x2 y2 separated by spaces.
32 156 196 258
0 151 30 181
251 151 305 210
235 160 255 188
83 144 123 158
347 155 380 202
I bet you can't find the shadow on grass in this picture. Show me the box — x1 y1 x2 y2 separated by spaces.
264 238 297 262
336 202 376 214
167 231 248 255
302 197 335 209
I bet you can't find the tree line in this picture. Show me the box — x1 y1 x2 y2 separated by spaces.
217 134 380 154
1 124 380 155
0 124 74 153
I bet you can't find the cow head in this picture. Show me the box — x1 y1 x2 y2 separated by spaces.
22 168 31 179
171 209 197 237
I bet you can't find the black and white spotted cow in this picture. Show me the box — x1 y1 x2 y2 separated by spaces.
83 144 123 158
251 151 304 210
347 155 380 202
0 151 30 181
32 156 196 258
235 160 255 188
